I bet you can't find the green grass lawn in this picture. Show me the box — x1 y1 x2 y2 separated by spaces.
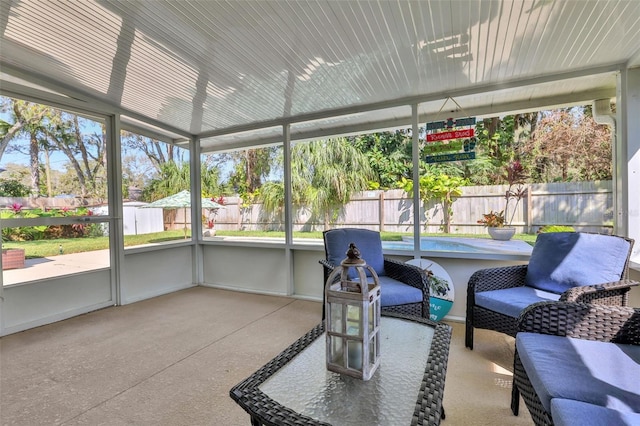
3 230 537 259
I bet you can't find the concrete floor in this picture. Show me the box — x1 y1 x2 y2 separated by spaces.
0 287 533 425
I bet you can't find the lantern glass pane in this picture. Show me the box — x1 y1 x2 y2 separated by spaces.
368 303 374 330
329 335 344 364
329 303 343 333
369 338 376 365
346 305 361 335
347 340 363 370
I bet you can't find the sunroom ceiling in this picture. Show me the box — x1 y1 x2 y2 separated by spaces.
1 0 640 151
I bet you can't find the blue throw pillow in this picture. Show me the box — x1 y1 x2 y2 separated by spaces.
525 232 630 294
324 228 385 278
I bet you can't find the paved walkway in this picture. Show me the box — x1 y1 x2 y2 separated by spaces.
2 249 110 286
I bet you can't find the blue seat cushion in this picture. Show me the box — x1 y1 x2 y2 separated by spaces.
357 275 423 307
551 399 640 426
516 333 640 413
324 228 385 278
474 286 560 318
524 232 631 294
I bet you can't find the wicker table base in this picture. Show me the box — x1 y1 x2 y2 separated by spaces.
230 313 452 426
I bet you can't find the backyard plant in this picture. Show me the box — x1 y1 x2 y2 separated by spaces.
1 205 101 241
204 196 225 229
478 160 527 228
400 173 468 233
477 210 506 228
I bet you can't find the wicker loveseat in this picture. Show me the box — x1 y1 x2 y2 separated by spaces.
511 301 640 425
320 228 430 319
465 232 637 350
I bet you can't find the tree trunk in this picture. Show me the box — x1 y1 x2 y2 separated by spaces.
29 131 40 196
44 145 52 196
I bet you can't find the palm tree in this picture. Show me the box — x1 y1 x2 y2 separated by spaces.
0 98 51 196
142 161 191 201
260 137 374 230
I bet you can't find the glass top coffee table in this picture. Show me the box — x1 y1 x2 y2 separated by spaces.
230 312 452 426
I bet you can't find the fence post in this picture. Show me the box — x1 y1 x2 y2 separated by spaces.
524 185 533 234
526 185 532 234
379 192 385 232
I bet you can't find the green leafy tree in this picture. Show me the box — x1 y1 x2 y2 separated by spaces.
228 147 278 205
401 173 468 233
201 166 227 198
350 130 412 189
469 113 538 185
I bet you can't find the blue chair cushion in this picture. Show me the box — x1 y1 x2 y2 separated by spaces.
324 228 385 278
474 286 560 318
516 333 640 413
551 399 640 426
357 275 423 307
524 232 631 294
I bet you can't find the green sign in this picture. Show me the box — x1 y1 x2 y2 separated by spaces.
424 140 464 154
425 152 476 164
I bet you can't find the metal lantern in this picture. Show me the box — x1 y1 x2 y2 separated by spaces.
324 243 381 380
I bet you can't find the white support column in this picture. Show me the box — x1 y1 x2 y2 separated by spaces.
106 114 124 305
617 68 640 262
411 104 421 257
284 124 292 246
190 137 203 285
283 124 294 295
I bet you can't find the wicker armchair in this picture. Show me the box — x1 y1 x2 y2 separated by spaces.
465 232 636 349
319 228 430 319
511 301 640 425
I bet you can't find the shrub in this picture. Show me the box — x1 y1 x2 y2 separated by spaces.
537 225 576 233
0 179 30 197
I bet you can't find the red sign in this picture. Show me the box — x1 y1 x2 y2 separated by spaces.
426 128 474 142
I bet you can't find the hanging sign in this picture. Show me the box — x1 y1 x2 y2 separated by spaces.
426 128 474 142
424 116 477 163
426 117 477 130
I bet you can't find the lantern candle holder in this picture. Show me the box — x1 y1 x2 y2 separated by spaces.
324 243 381 380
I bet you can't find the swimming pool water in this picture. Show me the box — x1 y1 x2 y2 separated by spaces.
383 239 484 253
382 237 533 255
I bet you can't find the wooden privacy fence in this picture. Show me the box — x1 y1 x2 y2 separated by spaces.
211 180 614 235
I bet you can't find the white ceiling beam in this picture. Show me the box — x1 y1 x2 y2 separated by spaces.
197 64 623 140
198 86 617 153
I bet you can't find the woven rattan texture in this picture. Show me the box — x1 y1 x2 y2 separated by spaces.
465 235 637 350
230 313 452 426
511 302 640 425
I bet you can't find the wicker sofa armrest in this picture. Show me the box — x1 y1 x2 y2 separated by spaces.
560 279 639 305
468 264 528 293
383 257 429 295
517 301 640 345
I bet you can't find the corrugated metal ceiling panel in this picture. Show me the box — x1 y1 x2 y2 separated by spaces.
1 0 639 148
